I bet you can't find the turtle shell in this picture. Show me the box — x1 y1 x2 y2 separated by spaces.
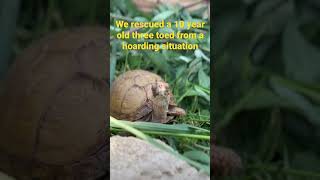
110 70 185 122
111 70 163 121
0 27 108 179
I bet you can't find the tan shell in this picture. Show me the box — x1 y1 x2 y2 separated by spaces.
132 0 209 14
111 70 184 122
111 70 162 119
0 27 108 179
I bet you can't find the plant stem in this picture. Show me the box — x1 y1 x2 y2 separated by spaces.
111 128 210 140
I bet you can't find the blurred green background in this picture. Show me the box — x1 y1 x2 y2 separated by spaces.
0 0 106 79
214 0 320 179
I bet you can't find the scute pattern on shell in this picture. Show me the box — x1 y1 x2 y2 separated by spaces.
0 27 108 179
111 70 186 123
111 70 163 120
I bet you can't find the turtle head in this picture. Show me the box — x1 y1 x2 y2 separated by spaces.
152 81 169 97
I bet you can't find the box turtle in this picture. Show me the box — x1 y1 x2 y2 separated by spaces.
0 27 108 179
110 70 186 123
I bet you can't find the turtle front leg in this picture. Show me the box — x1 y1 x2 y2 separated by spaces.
168 105 186 116
136 100 153 122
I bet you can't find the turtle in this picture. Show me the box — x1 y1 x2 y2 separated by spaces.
0 27 108 179
110 70 186 123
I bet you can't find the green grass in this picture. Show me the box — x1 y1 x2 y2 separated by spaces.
110 0 211 175
214 1 320 179
110 117 210 174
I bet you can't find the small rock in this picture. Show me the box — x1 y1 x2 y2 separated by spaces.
110 136 209 180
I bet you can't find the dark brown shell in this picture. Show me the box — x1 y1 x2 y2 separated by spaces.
211 145 243 177
0 27 108 179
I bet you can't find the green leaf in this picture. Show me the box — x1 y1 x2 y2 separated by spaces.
110 117 210 175
158 27 174 34
178 85 210 103
198 69 210 88
283 19 320 83
183 150 210 165
194 85 210 101
111 120 209 135
213 10 246 53
253 0 284 17
152 10 175 21
194 49 210 62
216 86 294 131
270 78 320 126
144 51 170 74
270 76 320 104
133 16 148 22
177 55 192 63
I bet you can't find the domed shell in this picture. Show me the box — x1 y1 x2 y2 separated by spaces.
111 70 164 120
0 27 108 179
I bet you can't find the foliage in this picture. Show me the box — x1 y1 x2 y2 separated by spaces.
110 0 211 175
13 0 105 60
110 117 210 174
214 0 320 179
